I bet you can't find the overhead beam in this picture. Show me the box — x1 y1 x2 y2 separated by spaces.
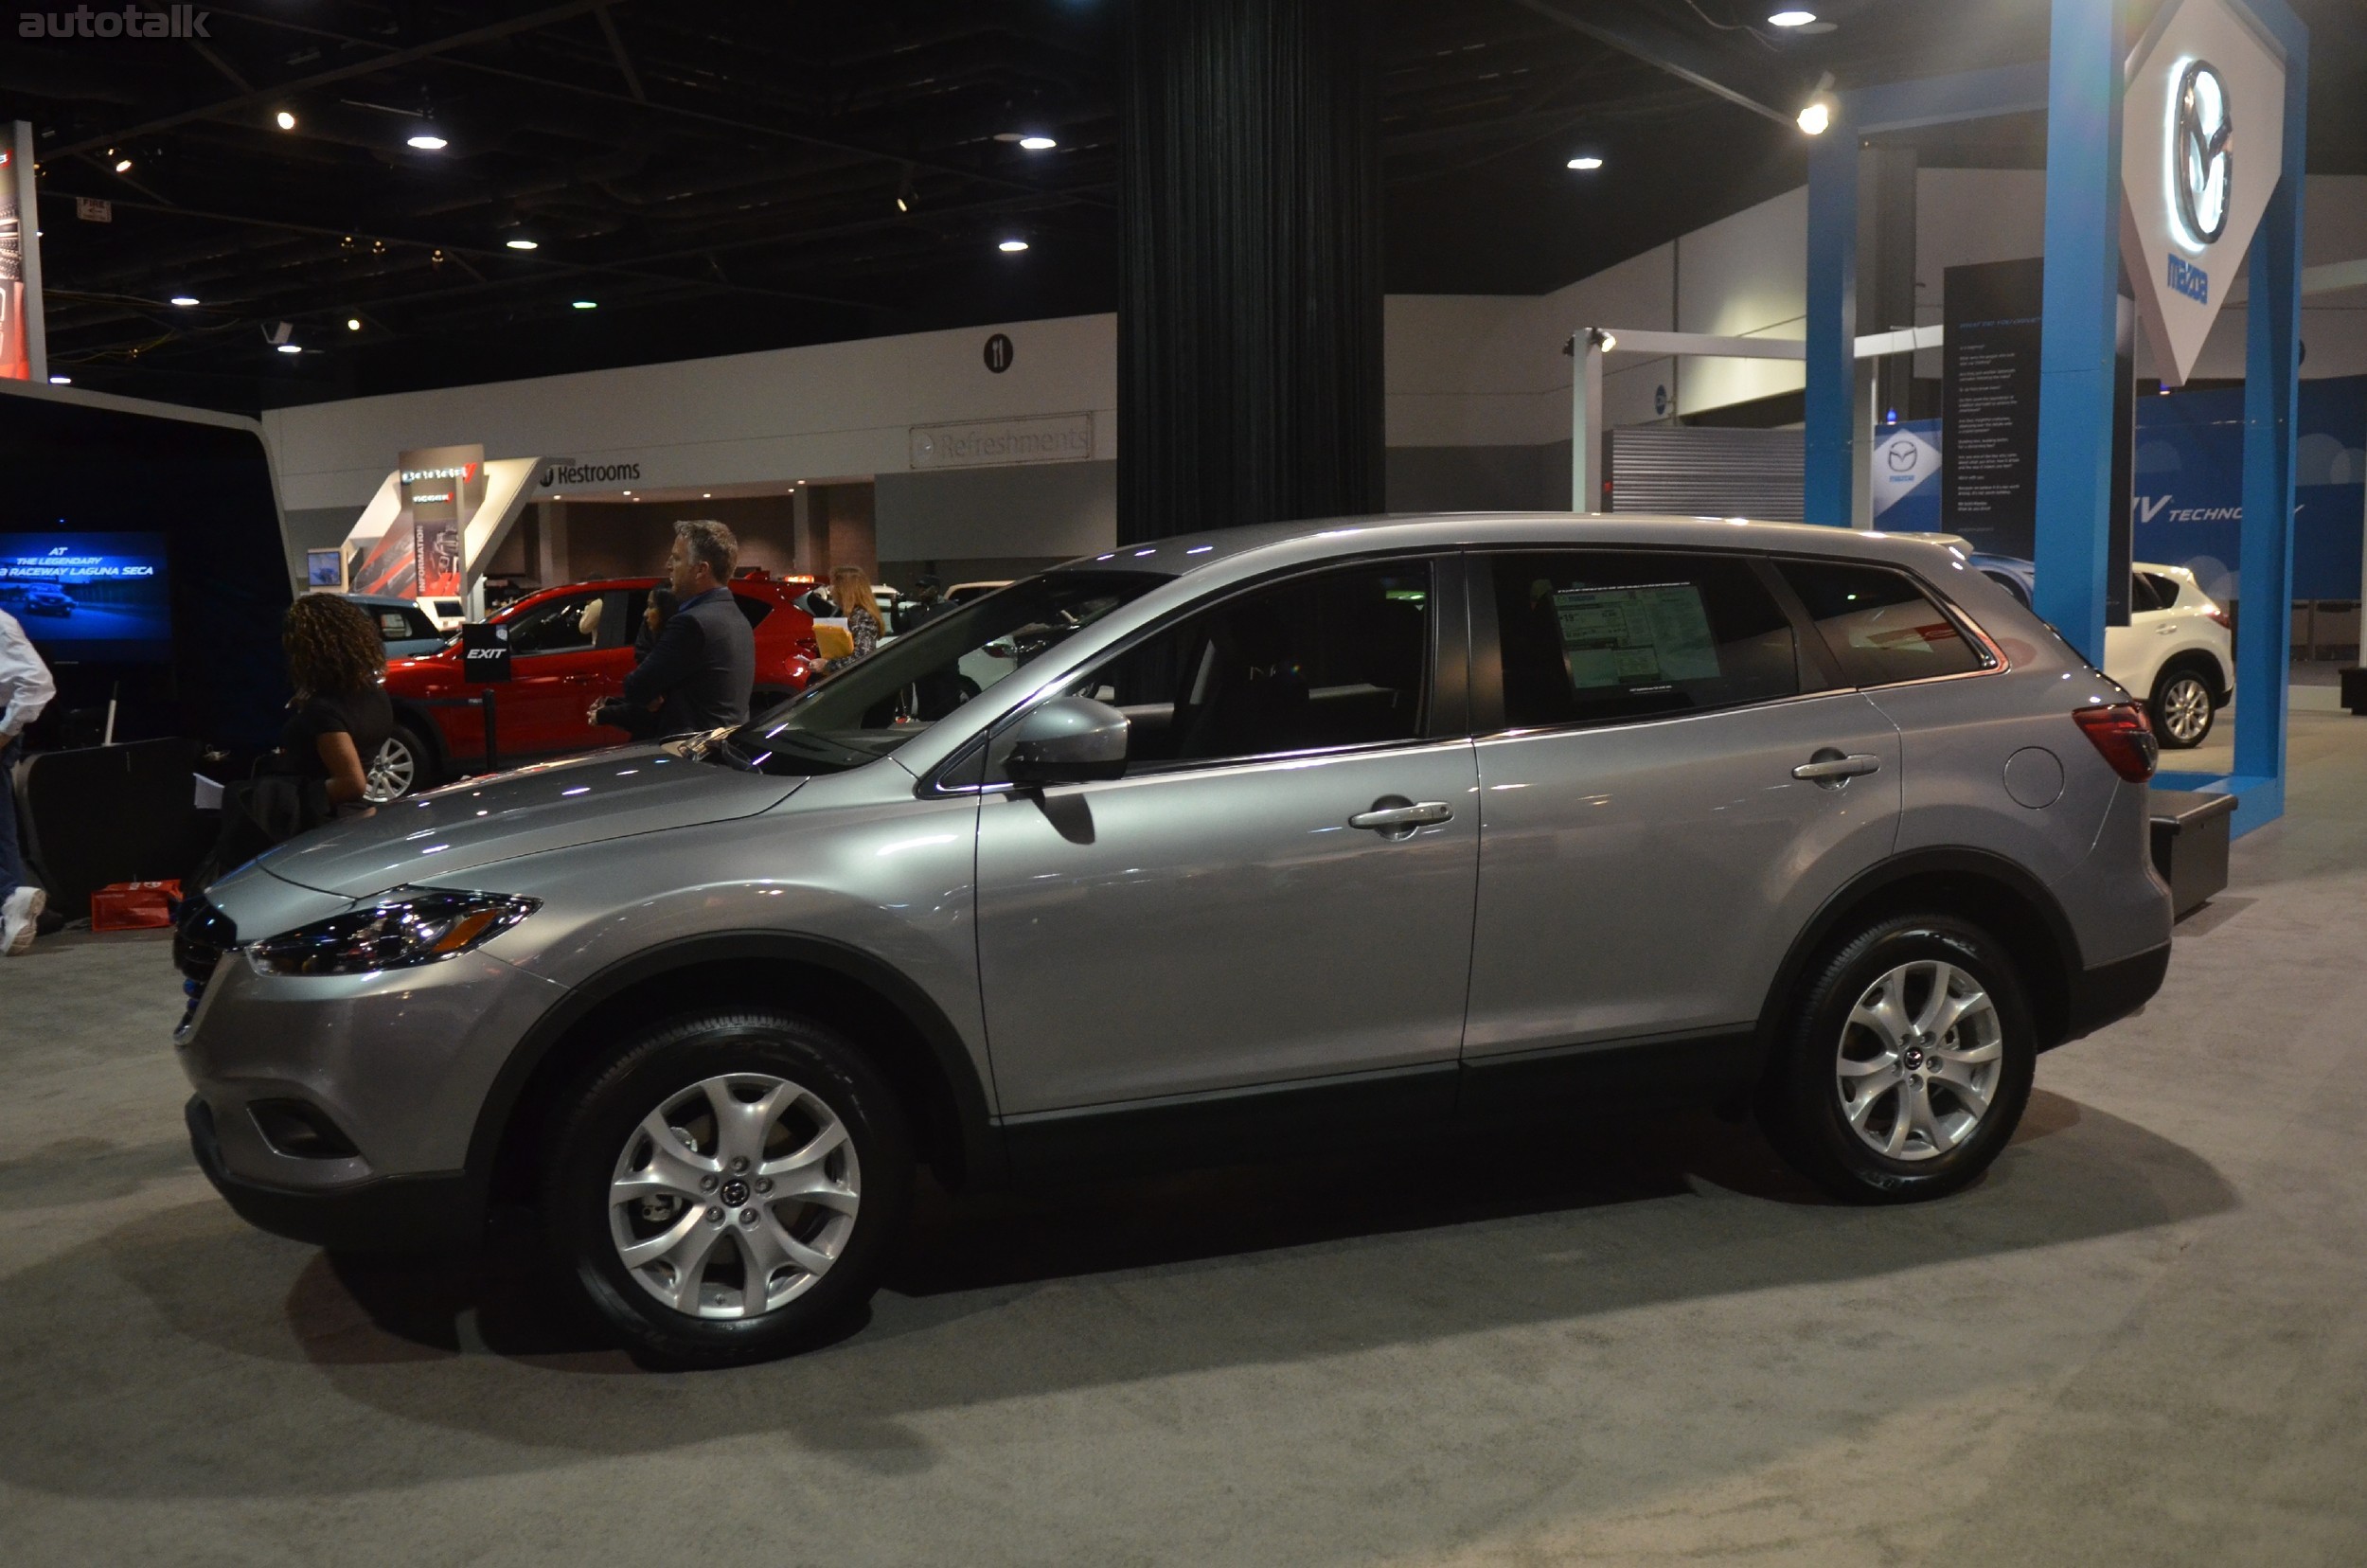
593 5 649 103
1502 0 1801 128
51 1 614 158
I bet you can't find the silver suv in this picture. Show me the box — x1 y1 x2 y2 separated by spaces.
176 515 2173 1363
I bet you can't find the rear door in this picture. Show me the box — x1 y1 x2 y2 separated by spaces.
1462 548 1903 1074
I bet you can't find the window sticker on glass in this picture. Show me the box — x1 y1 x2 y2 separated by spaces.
1553 582 1721 690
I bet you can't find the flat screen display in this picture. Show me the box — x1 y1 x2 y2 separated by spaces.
0 531 173 662
306 547 344 588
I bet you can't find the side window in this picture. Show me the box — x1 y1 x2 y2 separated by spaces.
734 593 774 630
2127 572 2165 614
1487 551 1802 729
2137 571 2182 611
1059 560 1433 769
1779 561 1988 686
373 611 412 643
505 594 601 656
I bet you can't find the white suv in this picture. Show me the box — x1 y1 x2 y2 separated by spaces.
1975 557 2232 748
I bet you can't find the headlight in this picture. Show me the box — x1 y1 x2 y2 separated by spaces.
247 890 540 977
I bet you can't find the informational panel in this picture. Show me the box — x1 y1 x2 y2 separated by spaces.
1941 258 2045 558
398 444 487 600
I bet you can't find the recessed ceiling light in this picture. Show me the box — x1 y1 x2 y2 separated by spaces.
276 343 302 354
407 134 448 151
998 238 1029 253
621 490 633 495
47 374 70 384
1017 134 1058 151
1567 155 1604 170
346 317 362 331
571 299 596 310
506 238 539 251
275 110 297 131
169 294 199 307
114 157 133 172
1768 9 1818 24
702 492 712 499
1797 99 1833 135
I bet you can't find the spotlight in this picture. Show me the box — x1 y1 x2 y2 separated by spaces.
346 317 362 331
895 195 910 213
1567 155 1604 170
276 343 302 354
506 238 539 251
1768 9 1817 24
48 374 70 384
114 156 133 173
1797 99 1833 135
998 239 1029 253
407 134 448 151
571 299 597 310
1017 134 1058 151
275 110 298 131
169 295 199 307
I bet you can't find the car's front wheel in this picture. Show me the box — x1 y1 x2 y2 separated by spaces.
543 1008 912 1365
2150 665 2216 749
1758 916 2036 1203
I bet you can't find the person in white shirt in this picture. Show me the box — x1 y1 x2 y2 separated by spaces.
0 607 58 955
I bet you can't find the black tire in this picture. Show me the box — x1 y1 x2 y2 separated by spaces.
2148 663 2217 749
365 722 436 802
1757 916 2037 1203
543 1008 912 1365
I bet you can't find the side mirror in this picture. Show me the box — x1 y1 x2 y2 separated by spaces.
1004 696 1130 786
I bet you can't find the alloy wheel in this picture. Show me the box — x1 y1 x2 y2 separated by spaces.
364 737 416 803
607 1072 862 1319
2161 674 2213 745
1834 960 2003 1162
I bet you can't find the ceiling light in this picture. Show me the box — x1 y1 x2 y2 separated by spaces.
998 239 1029 253
703 492 712 499
407 134 448 151
571 299 596 310
1018 134 1058 151
276 343 302 354
47 374 69 384
1768 9 1818 24
169 294 199 307
114 157 133 172
275 110 297 131
1797 99 1833 135
506 238 539 251
1567 155 1604 170
1599 332 1617 350
346 317 362 331
895 195 910 213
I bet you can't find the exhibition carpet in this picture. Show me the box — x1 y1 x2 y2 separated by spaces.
2 717 2364 1564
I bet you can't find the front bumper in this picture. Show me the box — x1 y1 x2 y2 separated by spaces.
187 1096 479 1251
2058 940 2172 1046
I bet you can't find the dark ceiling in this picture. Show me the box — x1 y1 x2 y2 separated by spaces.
9 0 2362 415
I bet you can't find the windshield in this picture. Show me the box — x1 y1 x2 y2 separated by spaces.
726 570 1163 775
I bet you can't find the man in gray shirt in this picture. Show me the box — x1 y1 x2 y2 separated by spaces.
596 520 756 736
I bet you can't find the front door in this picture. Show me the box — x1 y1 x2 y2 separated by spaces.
974 558 1478 1114
496 590 632 756
1462 548 1903 1059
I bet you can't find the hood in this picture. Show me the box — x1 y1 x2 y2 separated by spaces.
261 748 805 898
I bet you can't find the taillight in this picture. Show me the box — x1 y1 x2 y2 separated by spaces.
2204 605 2233 631
2073 702 2159 782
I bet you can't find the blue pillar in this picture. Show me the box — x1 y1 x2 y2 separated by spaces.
2030 0 2123 666
1804 125 1858 527
2230 23 2310 828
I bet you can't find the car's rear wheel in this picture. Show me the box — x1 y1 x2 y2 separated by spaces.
1758 916 2036 1203
2150 666 2216 749
364 722 433 803
543 1008 912 1365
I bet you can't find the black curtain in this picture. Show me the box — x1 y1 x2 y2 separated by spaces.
1118 0 1383 544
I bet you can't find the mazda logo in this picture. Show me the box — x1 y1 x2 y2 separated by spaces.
1886 440 1917 473
2173 60 2232 245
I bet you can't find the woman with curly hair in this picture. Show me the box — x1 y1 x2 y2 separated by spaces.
276 590 393 810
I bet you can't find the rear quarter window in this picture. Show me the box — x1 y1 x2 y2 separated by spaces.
734 594 774 630
1778 561 1989 686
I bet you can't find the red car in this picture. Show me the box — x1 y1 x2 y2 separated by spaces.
370 573 821 800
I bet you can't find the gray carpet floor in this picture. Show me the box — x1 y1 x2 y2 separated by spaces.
4 716 2364 1565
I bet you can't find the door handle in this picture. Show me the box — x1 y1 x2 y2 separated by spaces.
1792 752 1883 787
1348 798 1453 837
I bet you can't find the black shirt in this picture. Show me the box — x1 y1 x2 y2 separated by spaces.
279 686 394 779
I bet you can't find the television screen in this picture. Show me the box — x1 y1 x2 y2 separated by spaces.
0 531 174 662
306 547 344 588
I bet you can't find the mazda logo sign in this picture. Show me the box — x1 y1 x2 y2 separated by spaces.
1886 440 1917 473
2173 59 2232 246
